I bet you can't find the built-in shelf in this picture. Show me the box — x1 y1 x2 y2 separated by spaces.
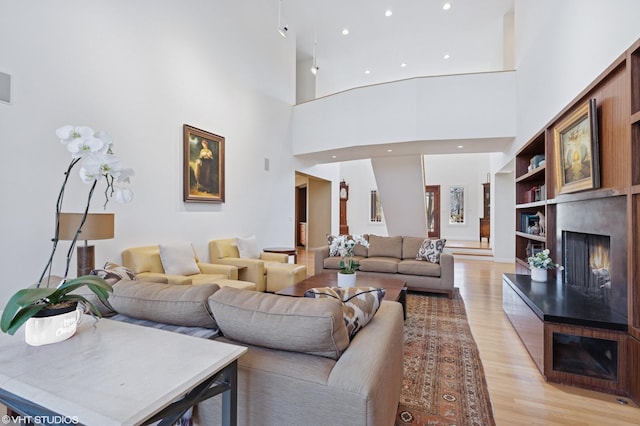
515 231 546 242
515 165 546 183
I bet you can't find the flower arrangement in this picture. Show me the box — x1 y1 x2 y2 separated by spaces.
527 249 563 270
1 125 134 336
329 234 369 274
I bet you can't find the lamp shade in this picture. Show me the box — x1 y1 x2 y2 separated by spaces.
58 213 115 241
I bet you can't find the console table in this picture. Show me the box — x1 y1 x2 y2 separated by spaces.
502 273 628 395
0 318 246 425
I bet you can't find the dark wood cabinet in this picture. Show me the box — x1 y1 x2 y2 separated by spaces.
479 183 490 242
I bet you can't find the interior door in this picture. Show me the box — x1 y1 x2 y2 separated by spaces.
425 185 440 238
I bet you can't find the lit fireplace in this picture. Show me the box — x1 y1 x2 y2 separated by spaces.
562 232 611 302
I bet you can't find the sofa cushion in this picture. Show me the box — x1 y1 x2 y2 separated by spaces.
358 257 400 273
91 262 137 284
303 287 385 339
159 242 200 275
397 259 442 277
208 287 350 360
416 238 447 263
109 280 219 328
402 236 427 260
367 235 402 258
323 255 366 270
236 236 260 259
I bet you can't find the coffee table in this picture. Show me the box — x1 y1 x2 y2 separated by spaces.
0 318 247 426
276 272 407 318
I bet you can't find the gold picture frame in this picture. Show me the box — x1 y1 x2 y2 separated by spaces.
183 124 225 203
553 98 600 195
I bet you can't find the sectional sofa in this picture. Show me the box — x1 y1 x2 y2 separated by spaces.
315 234 455 298
85 276 404 426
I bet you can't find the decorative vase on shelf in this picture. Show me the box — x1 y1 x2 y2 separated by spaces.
530 267 547 282
24 302 83 346
337 272 357 288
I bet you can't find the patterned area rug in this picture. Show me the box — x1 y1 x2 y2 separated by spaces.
395 289 495 426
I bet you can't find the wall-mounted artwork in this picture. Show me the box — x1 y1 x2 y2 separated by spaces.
183 124 225 203
553 98 600 195
449 185 465 224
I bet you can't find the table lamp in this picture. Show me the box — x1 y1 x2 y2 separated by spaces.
58 212 115 276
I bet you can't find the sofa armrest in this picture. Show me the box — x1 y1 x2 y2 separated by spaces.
327 301 404 425
439 253 454 287
136 272 191 285
198 262 239 280
208 257 266 292
314 246 330 274
259 252 288 263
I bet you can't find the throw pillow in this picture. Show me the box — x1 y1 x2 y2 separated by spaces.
91 262 137 284
304 286 386 339
416 238 447 263
158 242 200 275
236 236 260 259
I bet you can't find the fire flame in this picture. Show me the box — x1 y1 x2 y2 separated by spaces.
589 243 610 270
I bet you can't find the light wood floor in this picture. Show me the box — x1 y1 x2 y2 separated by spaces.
298 247 640 425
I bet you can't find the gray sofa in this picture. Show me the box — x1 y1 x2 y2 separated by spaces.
102 279 404 426
315 234 455 298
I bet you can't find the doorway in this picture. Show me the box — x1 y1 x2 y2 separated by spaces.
425 185 441 238
295 172 332 249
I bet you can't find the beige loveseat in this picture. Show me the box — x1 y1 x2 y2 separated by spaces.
104 280 404 426
315 234 455 298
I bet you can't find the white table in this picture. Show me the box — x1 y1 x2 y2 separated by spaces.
0 318 246 425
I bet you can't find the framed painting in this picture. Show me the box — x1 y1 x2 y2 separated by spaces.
183 124 225 203
553 99 600 195
448 185 465 224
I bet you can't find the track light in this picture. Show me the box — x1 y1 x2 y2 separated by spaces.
310 65 319 75
278 0 288 38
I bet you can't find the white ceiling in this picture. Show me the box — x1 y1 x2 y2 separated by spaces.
281 0 516 163
283 0 515 96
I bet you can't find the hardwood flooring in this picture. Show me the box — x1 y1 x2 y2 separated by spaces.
298 247 640 425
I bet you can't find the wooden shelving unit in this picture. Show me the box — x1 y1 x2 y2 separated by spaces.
509 36 640 402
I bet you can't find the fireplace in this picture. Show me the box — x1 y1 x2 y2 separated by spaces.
556 196 627 319
562 231 611 302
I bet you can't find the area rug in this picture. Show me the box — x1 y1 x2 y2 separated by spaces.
395 289 495 426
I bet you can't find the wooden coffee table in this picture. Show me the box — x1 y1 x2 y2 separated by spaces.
276 272 407 318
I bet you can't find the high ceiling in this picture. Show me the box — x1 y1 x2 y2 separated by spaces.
283 0 515 96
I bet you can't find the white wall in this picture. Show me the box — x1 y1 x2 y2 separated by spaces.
0 0 299 305
424 153 491 241
338 160 389 236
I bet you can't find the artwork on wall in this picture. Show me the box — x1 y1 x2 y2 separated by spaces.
183 124 225 203
553 98 600 195
449 185 465 224
370 189 383 223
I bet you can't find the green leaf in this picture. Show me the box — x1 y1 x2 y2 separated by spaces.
1 288 55 333
2 305 47 335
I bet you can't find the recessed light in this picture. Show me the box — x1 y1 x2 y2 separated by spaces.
443 2 452 10
443 54 450 59
332 155 337 159
387 149 393 152
385 9 393 17
457 145 464 149
400 62 407 68
364 70 371 75
342 28 349 35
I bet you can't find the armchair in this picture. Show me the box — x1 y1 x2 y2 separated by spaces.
121 244 253 288
209 238 306 292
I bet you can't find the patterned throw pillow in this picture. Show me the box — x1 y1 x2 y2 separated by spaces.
304 286 386 339
91 262 137 284
416 238 447 263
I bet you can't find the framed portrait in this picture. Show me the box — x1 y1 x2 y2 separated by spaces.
183 124 225 203
553 98 600 195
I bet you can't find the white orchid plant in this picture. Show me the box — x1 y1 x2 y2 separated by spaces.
1 126 134 336
527 249 563 270
39 125 135 283
329 234 369 274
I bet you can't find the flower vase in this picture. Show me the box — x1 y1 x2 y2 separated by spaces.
337 272 357 288
530 267 547 282
24 303 83 346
